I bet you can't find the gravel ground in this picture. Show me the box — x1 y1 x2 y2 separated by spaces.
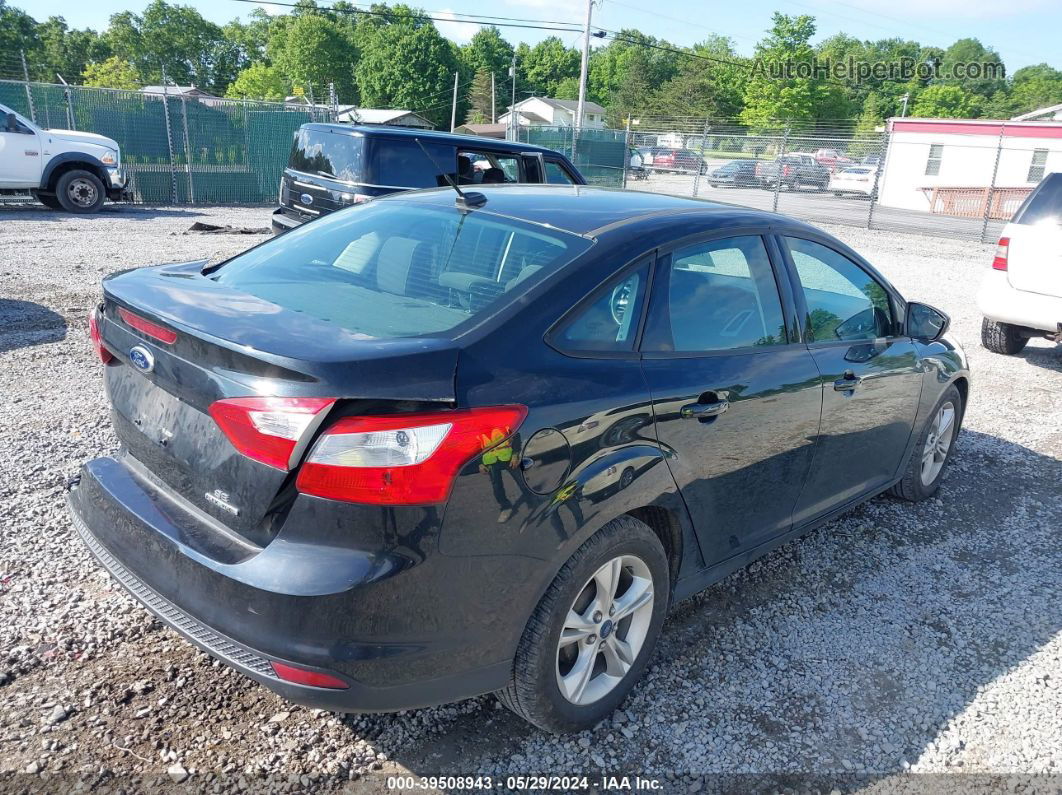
0 203 1060 793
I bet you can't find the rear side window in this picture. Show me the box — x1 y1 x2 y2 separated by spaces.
368 139 454 189
212 201 592 339
785 237 892 342
642 236 787 352
289 129 365 182
1013 172 1062 225
552 263 650 353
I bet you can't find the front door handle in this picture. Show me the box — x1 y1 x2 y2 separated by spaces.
833 371 863 392
680 399 729 420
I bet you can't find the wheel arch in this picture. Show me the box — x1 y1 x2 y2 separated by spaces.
40 154 108 193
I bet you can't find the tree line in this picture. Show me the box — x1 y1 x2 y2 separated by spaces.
2 0 1061 129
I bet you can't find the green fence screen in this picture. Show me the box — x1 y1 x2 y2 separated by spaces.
516 126 628 187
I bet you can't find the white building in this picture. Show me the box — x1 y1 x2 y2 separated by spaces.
335 108 434 129
497 97 607 130
878 117 1062 219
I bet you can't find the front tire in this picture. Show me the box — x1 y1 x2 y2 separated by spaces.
498 515 669 733
981 317 1028 355
56 169 106 214
890 384 963 502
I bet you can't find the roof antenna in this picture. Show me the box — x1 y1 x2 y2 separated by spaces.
414 138 486 210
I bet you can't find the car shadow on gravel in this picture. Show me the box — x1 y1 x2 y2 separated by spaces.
0 205 219 221
351 427 1061 785
0 299 66 353
1014 342 1062 372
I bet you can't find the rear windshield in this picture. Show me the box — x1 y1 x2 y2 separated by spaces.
1014 173 1062 225
289 128 366 182
211 201 592 338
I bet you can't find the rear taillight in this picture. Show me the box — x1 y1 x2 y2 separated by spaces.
118 307 178 344
270 661 349 690
783 165 792 177
296 405 527 506
88 307 113 364
209 397 335 470
992 237 1010 271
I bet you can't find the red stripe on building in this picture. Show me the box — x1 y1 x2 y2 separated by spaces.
890 119 1062 139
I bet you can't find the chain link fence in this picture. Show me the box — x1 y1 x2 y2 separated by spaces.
1 79 334 205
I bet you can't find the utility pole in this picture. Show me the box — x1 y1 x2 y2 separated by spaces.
900 92 909 118
574 0 594 152
20 50 35 123
509 54 517 141
491 72 496 124
450 71 459 132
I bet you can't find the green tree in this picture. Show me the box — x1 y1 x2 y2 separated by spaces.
520 36 580 98
911 84 979 117
268 10 358 103
1009 64 1062 116
653 36 747 119
225 63 289 101
465 67 493 123
354 7 460 127
587 29 679 107
82 56 142 89
741 13 827 128
461 27 514 114
36 17 109 83
939 38 1005 100
0 0 40 75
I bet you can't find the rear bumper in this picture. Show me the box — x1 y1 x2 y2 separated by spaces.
977 269 1062 333
66 455 512 712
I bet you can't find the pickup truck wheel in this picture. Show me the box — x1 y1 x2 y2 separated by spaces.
498 515 668 733
56 170 106 214
981 317 1028 355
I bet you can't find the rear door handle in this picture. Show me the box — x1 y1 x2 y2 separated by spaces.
680 399 729 420
833 371 863 392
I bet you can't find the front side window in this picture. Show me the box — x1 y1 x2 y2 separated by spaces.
458 150 521 184
211 201 592 339
545 160 576 185
641 236 787 353
784 237 892 342
925 143 943 176
552 263 650 353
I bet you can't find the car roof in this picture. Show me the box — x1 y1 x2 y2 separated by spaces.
299 123 567 157
383 184 815 237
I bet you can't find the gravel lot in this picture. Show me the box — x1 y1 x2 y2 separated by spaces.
1 203 1059 793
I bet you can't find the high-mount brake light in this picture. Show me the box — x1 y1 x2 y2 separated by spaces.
209 397 335 470
88 308 113 364
992 237 1010 271
296 405 528 506
118 307 178 344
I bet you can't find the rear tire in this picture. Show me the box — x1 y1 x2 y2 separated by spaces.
55 169 106 214
890 384 962 502
498 515 669 733
981 317 1027 355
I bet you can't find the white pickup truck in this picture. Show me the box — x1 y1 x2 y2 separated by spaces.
1 101 128 213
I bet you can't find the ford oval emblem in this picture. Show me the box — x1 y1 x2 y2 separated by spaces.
300 193 314 205
128 345 155 374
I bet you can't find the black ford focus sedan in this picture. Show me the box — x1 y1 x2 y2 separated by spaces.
71 185 969 733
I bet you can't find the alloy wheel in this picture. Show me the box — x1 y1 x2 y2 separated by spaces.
556 554 654 706
920 401 956 486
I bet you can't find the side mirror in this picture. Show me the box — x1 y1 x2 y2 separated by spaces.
906 302 950 341
5 113 17 132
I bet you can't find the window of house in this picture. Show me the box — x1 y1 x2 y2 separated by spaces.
641 236 787 353
1028 149 1048 183
925 144 944 176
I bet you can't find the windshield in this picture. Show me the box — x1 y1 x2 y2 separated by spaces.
211 201 592 339
1014 173 1062 226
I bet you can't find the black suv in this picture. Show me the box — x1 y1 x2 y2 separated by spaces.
272 124 586 234
756 153 831 191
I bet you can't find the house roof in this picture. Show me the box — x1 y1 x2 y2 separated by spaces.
336 108 433 127
1012 102 1062 121
511 96 607 115
453 123 507 138
141 85 216 97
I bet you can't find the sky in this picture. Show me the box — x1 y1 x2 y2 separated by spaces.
20 0 1062 73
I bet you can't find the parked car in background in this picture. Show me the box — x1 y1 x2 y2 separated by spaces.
72 185 968 734
861 155 882 167
272 124 585 234
978 171 1062 354
830 166 878 198
646 147 707 175
706 159 760 188
814 148 854 172
756 153 831 191
1 101 128 214
627 148 648 180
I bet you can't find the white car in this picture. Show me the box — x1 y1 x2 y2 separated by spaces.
830 166 877 198
978 172 1062 354
1 102 128 213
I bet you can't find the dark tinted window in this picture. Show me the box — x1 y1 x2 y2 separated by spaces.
554 263 650 352
544 159 576 185
368 138 454 189
785 237 892 342
642 236 787 352
212 201 591 339
1014 172 1062 225
289 128 365 182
